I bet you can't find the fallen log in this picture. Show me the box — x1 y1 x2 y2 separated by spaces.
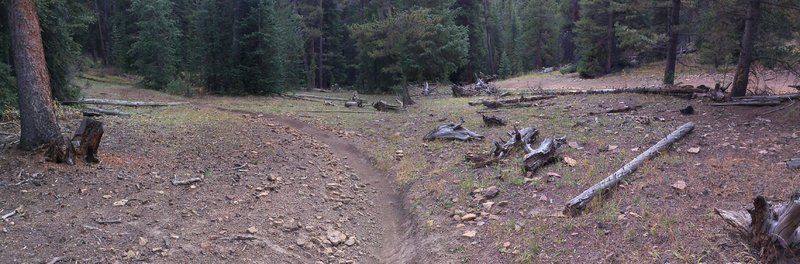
83 107 130 117
526 85 704 97
564 122 695 216
716 194 800 263
523 137 566 172
468 95 557 107
373 100 403 112
291 94 353 102
424 119 483 141
62 98 188 107
787 158 800 170
732 93 800 102
172 176 202 186
466 127 537 168
482 115 506 127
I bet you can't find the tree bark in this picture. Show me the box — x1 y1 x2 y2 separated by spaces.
663 0 681 85
731 0 762 97
564 122 695 216
716 194 800 263
605 0 614 74
9 0 65 150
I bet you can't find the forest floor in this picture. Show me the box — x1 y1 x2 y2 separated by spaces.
1 66 800 263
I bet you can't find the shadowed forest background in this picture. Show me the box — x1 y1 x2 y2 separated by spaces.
0 0 799 112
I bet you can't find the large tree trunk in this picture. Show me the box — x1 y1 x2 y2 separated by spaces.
9 0 64 150
483 0 495 75
731 0 762 97
317 0 324 89
561 0 579 64
604 0 614 74
663 0 681 85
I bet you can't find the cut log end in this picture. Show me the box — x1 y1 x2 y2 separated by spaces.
717 194 800 263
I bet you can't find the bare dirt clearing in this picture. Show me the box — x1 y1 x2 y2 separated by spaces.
2 71 800 263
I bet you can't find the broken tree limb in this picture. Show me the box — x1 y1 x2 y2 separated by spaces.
716 194 800 263
83 106 130 117
523 137 566 172
564 122 695 216
1 206 21 220
732 93 800 102
424 119 483 141
466 127 538 168
291 94 355 102
62 98 188 107
46 256 68 264
171 176 202 186
452 84 478 97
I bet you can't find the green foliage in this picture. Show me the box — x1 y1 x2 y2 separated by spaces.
165 77 192 97
559 63 577 74
0 62 16 112
127 0 181 89
37 0 94 100
350 8 469 91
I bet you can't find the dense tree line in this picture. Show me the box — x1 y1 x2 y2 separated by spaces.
1 0 799 112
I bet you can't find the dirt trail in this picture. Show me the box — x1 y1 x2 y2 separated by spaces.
214 106 419 263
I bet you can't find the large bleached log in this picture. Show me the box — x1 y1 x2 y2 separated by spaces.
564 122 695 216
63 98 188 107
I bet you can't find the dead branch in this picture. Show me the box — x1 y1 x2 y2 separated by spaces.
291 94 352 102
1 206 21 220
759 98 796 117
62 98 188 107
424 118 483 141
46 256 68 264
564 122 695 216
171 176 202 186
716 194 800 263
467 127 538 168
94 218 122 224
523 137 566 172
83 106 130 117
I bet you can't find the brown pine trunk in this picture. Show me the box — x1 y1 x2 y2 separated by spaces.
663 0 680 85
605 0 614 74
483 0 495 75
731 0 761 97
317 0 324 89
9 0 64 150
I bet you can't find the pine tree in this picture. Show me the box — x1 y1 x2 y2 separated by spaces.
127 0 181 89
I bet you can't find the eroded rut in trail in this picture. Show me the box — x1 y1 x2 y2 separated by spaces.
216 107 419 263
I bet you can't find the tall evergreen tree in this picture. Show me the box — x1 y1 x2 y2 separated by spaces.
127 0 181 89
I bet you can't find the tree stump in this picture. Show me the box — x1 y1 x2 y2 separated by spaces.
716 193 800 263
70 118 104 163
523 137 566 172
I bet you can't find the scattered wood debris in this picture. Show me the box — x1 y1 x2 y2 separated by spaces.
523 137 567 172
716 193 800 263
424 118 483 141
373 100 403 112
590 105 642 115
564 122 695 216
787 158 800 170
82 106 130 117
171 175 202 186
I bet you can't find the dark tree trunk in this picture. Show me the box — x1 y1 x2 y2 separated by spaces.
8 0 64 150
317 0 324 89
731 0 762 97
604 0 614 74
561 0 579 64
483 0 495 74
663 0 681 85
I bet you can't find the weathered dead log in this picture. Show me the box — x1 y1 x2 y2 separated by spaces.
468 95 557 107
452 84 478 97
83 107 130 117
373 100 403 112
482 115 506 127
172 175 202 186
424 119 483 141
716 194 800 263
589 105 642 115
732 93 800 102
344 101 362 108
491 127 538 158
62 98 188 107
564 122 695 216
523 137 566 172
787 158 800 170
291 94 351 102
526 85 704 97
